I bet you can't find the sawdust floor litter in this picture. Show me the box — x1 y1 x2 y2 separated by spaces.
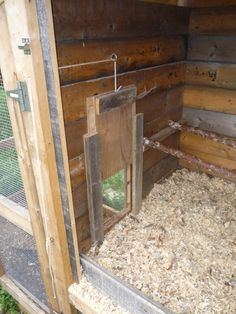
88 169 236 314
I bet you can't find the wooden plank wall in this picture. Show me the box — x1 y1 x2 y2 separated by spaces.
52 0 190 252
182 6 236 175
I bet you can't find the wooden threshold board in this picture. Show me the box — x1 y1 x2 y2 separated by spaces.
73 255 173 314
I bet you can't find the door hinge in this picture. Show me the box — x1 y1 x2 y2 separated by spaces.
6 81 31 112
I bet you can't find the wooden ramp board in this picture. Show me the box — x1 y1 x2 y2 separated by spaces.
78 255 172 314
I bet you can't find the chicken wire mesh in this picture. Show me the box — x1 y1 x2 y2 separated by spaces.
0 71 27 207
0 71 48 309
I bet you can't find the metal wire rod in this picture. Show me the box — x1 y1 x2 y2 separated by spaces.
143 137 236 181
168 120 236 150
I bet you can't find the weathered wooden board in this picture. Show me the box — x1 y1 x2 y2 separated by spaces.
180 131 236 162
183 85 236 115
52 0 190 42
189 7 236 34
57 36 186 84
188 35 236 63
83 132 104 244
132 114 144 214
183 107 236 138
61 62 185 123
96 86 137 114
186 62 236 89
143 155 178 198
140 0 236 7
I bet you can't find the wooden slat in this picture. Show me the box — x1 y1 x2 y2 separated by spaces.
183 85 236 115
183 107 236 138
57 36 186 84
61 62 185 123
83 132 104 244
180 131 236 163
132 114 144 214
190 7 236 34
96 85 137 114
52 0 190 42
0 275 46 314
188 35 236 63
37 0 81 280
0 195 32 235
186 62 236 89
139 0 236 6
0 260 4 276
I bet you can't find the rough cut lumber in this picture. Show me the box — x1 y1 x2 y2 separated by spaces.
139 0 236 6
52 0 190 42
143 155 178 198
83 132 104 244
0 275 46 314
61 62 185 123
96 86 137 114
0 195 32 235
0 3 59 311
189 7 236 34
183 85 236 115
186 62 236 89
57 36 186 84
132 114 144 214
183 107 236 138
2 0 76 312
180 131 236 162
188 35 236 63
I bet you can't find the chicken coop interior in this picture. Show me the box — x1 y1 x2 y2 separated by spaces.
0 0 236 313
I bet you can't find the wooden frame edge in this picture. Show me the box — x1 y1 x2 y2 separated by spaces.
0 274 47 314
0 195 32 235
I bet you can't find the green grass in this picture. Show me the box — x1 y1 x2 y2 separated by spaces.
0 286 21 314
102 170 125 211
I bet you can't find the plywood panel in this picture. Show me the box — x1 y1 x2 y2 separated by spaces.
186 62 236 89
188 36 236 63
183 85 236 115
57 36 186 84
190 7 236 34
61 62 185 123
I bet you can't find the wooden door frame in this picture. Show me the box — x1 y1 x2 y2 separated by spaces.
0 0 80 312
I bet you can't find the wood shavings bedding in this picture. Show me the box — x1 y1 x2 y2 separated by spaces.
89 169 236 314
69 276 130 314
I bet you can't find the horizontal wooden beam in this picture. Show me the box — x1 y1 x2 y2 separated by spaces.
0 275 46 314
139 0 236 6
61 62 185 123
183 85 236 115
0 195 32 235
183 107 236 138
57 36 185 84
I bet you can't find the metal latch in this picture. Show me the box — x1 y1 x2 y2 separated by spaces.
18 38 31 55
6 81 31 112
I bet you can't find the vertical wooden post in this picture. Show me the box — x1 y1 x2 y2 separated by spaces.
132 113 144 214
0 0 76 313
84 132 104 244
0 259 4 276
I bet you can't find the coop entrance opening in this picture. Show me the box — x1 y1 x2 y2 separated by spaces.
84 86 143 244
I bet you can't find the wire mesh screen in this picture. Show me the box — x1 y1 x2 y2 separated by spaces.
0 216 48 308
0 71 27 208
0 71 48 309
